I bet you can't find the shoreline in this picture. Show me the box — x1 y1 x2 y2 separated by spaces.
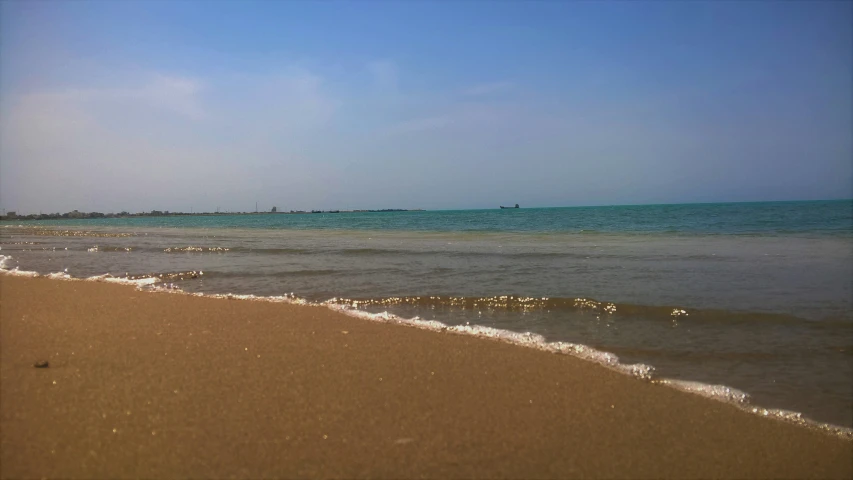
3 263 853 436
1 275 851 478
2 257 852 434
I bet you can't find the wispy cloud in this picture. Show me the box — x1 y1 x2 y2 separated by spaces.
140 74 207 120
4 48 846 213
229 68 340 136
383 103 515 136
0 66 343 212
366 59 398 92
48 73 209 121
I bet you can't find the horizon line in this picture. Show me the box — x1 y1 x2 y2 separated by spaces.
1 198 851 218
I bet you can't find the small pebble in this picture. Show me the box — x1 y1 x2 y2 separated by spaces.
34 361 49 368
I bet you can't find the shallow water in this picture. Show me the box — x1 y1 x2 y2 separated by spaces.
2 200 852 427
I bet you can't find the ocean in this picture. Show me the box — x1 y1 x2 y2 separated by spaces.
2 200 852 430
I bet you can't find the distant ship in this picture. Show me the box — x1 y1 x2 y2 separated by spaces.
500 204 520 209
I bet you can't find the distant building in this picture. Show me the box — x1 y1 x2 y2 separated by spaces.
271 206 277 213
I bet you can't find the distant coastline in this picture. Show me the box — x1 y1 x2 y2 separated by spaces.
3 199 850 222
0 208 424 222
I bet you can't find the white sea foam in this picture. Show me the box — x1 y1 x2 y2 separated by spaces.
85 273 160 286
329 304 658 381
0 254 850 439
0 255 38 277
45 271 73 280
0 254 163 287
657 379 750 404
1 267 39 277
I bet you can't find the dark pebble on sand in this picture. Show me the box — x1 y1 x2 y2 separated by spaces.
34 361 49 368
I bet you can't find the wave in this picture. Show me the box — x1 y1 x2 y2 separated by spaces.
326 295 853 327
3 227 136 238
0 255 15 271
201 269 377 278
28 242 739 262
163 246 231 253
86 246 133 253
0 259 198 287
1 253 850 439
5 240 847 326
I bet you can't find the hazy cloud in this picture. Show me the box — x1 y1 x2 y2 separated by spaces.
366 60 398 92
135 74 206 120
2 2 850 212
0 67 344 212
224 69 340 140
383 102 517 136
1 53 849 213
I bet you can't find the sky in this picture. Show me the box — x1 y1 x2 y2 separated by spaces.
1 1 851 213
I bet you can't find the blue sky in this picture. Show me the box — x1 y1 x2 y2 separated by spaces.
1 1 850 213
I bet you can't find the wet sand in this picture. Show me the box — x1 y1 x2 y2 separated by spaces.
1 275 851 479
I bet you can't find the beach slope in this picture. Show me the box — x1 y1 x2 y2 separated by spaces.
1 276 850 479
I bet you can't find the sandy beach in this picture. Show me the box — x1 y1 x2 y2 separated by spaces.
1 275 850 479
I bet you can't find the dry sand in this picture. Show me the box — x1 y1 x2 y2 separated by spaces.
1 275 851 479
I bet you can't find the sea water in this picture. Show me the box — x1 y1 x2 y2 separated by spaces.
2 200 851 428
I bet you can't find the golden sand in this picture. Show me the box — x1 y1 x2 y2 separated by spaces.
1 276 850 479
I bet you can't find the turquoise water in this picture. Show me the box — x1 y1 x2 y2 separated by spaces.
15 200 853 236
2 200 852 428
